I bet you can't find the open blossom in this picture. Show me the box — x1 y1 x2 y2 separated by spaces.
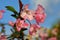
34 4 46 24
20 4 34 20
35 13 46 24
20 11 27 20
29 24 40 36
26 10 34 20
0 10 5 19
16 18 28 31
20 10 34 20
20 4 29 20
8 18 28 32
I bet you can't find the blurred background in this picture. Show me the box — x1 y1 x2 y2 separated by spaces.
0 0 60 40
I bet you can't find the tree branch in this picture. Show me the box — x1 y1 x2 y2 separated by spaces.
18 0 23 13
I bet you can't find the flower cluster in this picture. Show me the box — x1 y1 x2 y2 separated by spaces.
9 4 46 33
9 18 28 32
20 4 46 24
0 0 59 40
29 24 40 36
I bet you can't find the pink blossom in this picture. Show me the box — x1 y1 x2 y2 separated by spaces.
26 10 34 20
35 4 45 14
9 21 14 27
16 18 28 31
34 4 46 24
48 37 57 40
0 35 7 40
20 4 29 20
20 4 34 21
23 23 28 28
20 10 34 21
29 24 40 35
0 10 5 19
24 4 29 10
20 11 27 20
35 13 46 24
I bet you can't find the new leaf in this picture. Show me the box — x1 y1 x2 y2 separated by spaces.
6 6 19 15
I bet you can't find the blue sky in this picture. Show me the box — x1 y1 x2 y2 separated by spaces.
0 0 60 35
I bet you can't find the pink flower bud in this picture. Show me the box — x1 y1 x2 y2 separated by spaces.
9 21 14 27
0 10 5 19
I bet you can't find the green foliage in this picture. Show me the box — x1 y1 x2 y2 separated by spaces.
6 6 19 18
5 0 28 40
56 22 60 40
1 29 5 33
48 30 52 38
49 20 60 40
6 6 18 14
11 14 18 19
8 24 27 39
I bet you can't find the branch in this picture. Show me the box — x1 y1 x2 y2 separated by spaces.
18 0 23 13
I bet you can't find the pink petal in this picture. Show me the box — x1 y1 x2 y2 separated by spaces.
26 11 34 20
29 26 34 32
40 33 44 37
24 4 29 10
35 4 45 14
29 31 33 35
23 23 28 28
0 10 5 19
16 26 21 32
35 13 46 24
29 24 40 35
20 11 27 20
0 10 5 13
37 4 44 10
32 32 36 36
35 4 46 24
16 18 24 27
16 18 28 31
0 15 3 19
9 21 14 27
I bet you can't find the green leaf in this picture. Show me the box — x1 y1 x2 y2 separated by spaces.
1 29 5 33
7 35 13 39
10 29 14 33
6 6 19 15
21 28 27 31
11 14 18 18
